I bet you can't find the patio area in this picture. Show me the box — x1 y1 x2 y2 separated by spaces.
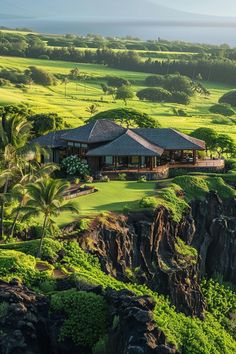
101 159 225 180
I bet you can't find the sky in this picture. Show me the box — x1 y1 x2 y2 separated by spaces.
154 0 236 17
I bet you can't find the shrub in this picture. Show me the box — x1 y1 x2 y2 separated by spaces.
209 103 235 116
211 116 233 125
27 66 57 86
202 279 236 325
140 196 157 209
219 90 236 107
137 175 147 183
163 74 193 95
0 239 62 261
171 91 190 105
61 156 90 176
118 173 127 181
101 175 110 182
50 289 108 347
106 76 130 88
38 54 50 60
224 158 236 172
137 87 172 102
145 75 165 87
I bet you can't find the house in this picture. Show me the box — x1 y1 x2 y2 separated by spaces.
33 119 206 173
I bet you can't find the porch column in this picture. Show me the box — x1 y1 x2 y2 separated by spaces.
114 156 118 171
150 157 154 171
138 156 141 171
193 150 197 165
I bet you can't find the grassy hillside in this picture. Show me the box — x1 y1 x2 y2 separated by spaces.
0 55 235 140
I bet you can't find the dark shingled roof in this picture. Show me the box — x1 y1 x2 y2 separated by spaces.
31 129 73 148
133 128 206 151
87 129 164 157
61 119 125 143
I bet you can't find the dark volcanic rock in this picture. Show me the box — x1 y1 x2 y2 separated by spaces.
0 279 50 354
78 192 236 318
78 211 205 318
0 280 177 354
105 288 178 354
191 191 236 283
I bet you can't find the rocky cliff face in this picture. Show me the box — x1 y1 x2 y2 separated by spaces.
78 192 236 318
191 191 236 284
0 279 177 354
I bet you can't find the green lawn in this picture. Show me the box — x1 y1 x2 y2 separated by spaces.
57 181 157 225
0 55 236 141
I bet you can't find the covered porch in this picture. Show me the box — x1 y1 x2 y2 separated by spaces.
100 149 199 172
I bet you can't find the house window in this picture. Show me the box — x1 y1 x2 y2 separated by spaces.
105 156 113 165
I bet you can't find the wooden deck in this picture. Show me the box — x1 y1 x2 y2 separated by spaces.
103 159 225 174
101 159 225 180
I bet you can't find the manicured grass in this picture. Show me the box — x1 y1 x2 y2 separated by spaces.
0 56 235 140
57 181 157 225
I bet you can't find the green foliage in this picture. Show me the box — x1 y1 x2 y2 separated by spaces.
50 289 108 347
60 242 236 354
175 237 198 264
173 176 236 201
202 279 236 325
115 85 134 104
118 173 127 181
140 184 189 222
61 155 90 176
91 108 160 128
219 90 236 107
26 66 57 86
106 76 130 88
211 116 233 125
155 184 189 222
225 158 236 172
191 127 218 152
171 91 190 105
28 112 65 136
209 103 235 116
137 87 172 102
0 238 62 261
145 75 165 87
139 196 157 209
0 249 55 292
163 74 193 96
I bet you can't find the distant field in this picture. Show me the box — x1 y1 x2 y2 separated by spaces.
0 55 235 140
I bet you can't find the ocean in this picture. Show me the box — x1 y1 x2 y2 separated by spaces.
1 18 236 46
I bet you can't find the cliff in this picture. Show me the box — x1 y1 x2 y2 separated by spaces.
78 191 236 318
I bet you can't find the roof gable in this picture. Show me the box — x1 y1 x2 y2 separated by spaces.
61 119 125 143
133 128 205 150
87 129 164 156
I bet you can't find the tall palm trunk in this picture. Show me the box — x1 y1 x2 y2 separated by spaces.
0 178 9 240
9 198 24 239
38 214 48 258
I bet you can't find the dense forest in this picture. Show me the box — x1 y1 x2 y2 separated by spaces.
2 31 236 85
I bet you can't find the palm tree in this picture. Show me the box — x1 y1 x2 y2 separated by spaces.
0 114 32 239
86 104 99 117
9 163 59 239
61 77 69 98
21 178 79 258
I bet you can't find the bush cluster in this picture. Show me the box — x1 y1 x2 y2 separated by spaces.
61 156 90 176
50 289 108 347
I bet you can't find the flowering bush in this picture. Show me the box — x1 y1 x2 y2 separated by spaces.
61 156 90 176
